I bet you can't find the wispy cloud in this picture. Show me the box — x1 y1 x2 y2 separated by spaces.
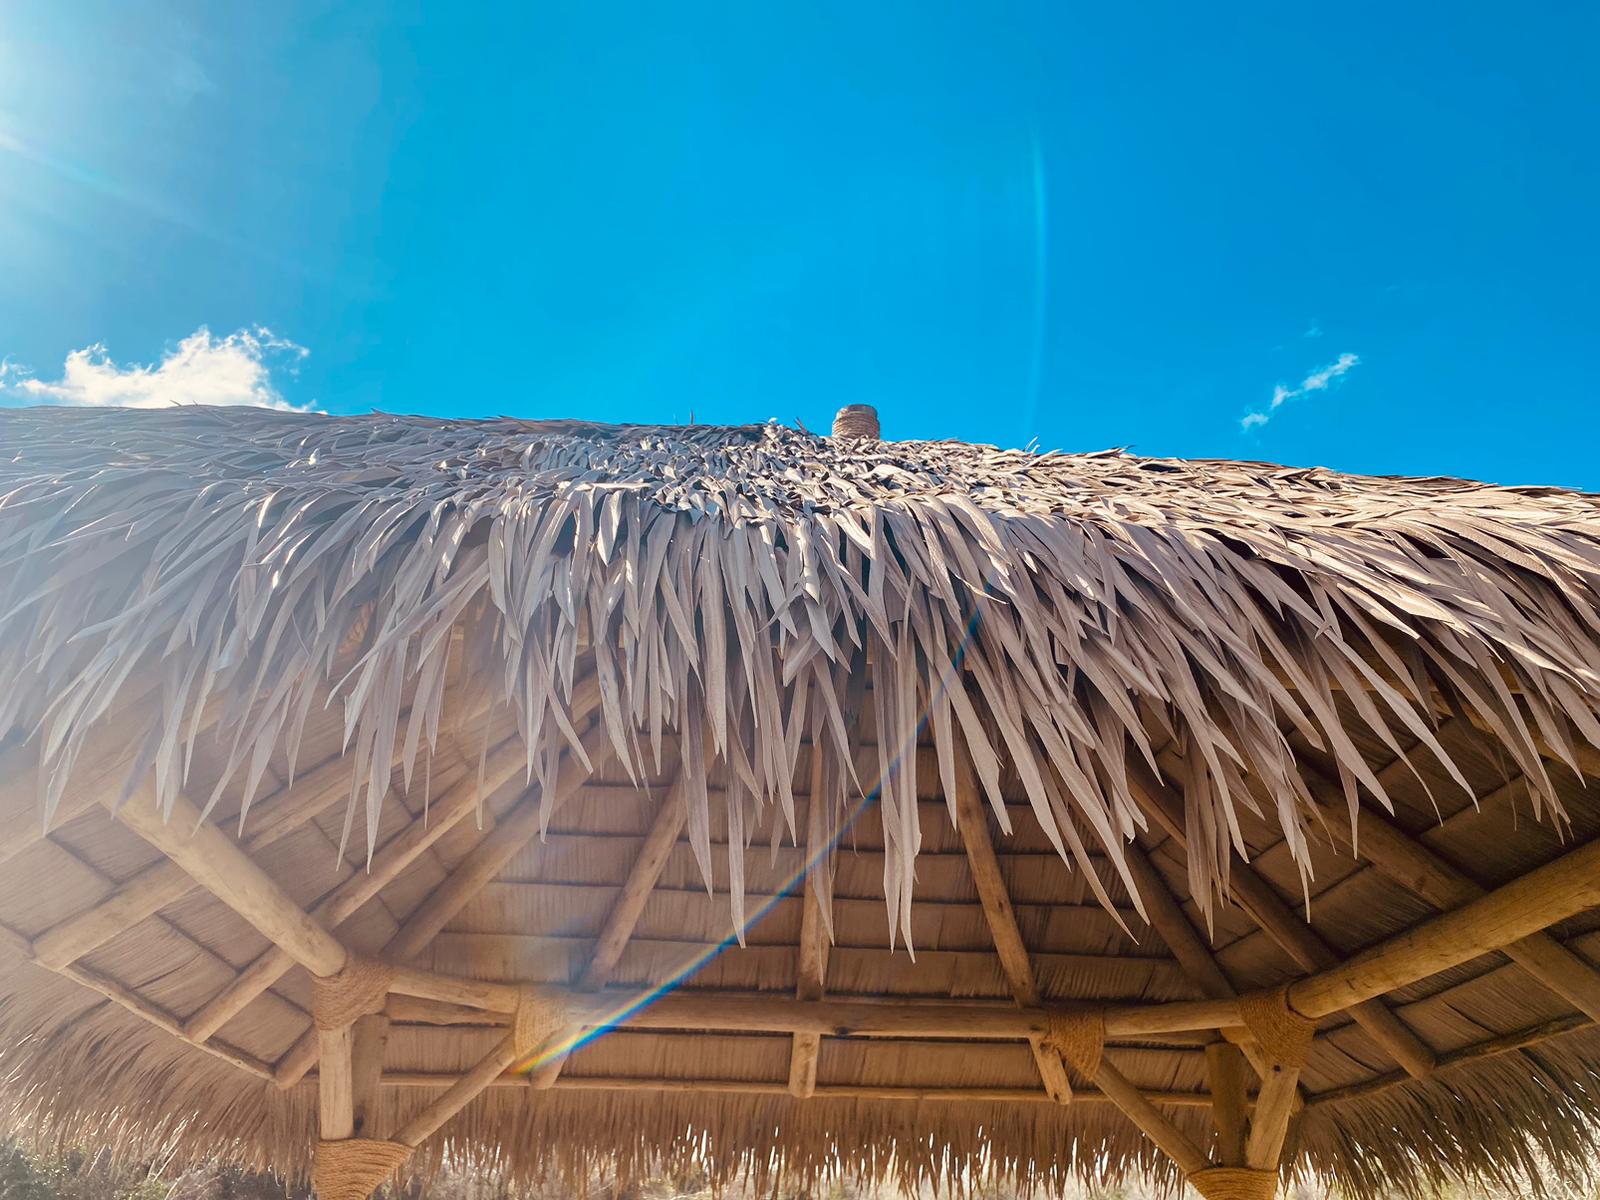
1304 320 1323 338
1242 351 1359 430
0 327 310 410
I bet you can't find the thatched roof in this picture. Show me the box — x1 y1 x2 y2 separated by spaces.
3 405 1600 1198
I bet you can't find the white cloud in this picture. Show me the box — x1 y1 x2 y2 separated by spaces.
1242 352 1359 430
0 327 311 410
1304 320 1323 338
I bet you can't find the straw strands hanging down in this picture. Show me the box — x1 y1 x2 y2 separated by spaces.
3 407 1600 940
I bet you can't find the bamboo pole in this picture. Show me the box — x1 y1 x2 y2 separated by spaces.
787 748 832 1099
1206 1042 1250 1167
1136 758 1436 1079
531 770 688 1090
1289 832 1600 1020
1300 763 1600 1021
950 743 1074 1102
181 736 526 1042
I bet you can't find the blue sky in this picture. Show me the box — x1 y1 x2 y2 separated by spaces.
1 2 1596 487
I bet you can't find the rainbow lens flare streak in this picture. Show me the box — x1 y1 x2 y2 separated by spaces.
510 612 983 1075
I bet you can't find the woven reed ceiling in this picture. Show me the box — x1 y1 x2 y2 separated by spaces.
3 406 1600 1199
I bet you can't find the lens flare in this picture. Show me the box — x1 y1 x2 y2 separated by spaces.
508 609 985 1076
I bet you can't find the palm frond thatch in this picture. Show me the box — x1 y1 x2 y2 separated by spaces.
2 406 1600 1198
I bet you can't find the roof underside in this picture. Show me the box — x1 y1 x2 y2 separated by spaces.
3 407 1600 1198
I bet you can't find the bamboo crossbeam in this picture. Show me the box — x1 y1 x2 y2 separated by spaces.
333 1071 1221 1107
1136 758 1436 1079
1289 831 1600 1020
1301 763 1600 1022
951 744 1074 1102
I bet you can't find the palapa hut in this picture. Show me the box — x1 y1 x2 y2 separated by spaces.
5 404 1600 1200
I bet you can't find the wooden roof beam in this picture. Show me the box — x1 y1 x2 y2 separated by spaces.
529 769 689 1090
787 747 831 1098
1134 757 1437 1079
0 916 274 1082
181 741 528 1043
950 744 1075 1102
1299 760 1600 1022
1307 1011 1592 1107
273 718 615 1086
365 1071 1225 1107
1289 827 1600 1020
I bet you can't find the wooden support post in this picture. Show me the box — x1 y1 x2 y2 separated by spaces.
350 1014 389 1138
1206 1041 1249 1167
1135 758 1436 1079
950 744 1075 1102
319 1023 356 1141
787 746 832 1098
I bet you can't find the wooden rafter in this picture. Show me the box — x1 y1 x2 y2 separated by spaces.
1308 1011 1593 1107
0 915 274 1081
949 744 1074 1101
1133 757 1437 1079
1299 762 1600 1021
787 747 831 1098
273 718 615 1086
529 769 689 1089
31 742 381 971
181 744 526 1042
1123 838 1297 1100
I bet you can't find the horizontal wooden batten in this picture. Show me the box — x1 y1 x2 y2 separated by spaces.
308 1071 1222 1108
